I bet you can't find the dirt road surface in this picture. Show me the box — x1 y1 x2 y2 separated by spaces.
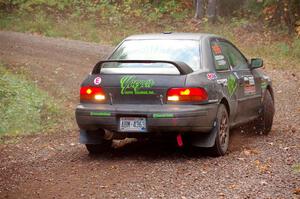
0 31 299 199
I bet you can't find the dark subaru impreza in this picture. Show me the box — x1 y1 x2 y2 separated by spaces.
75 33 275 156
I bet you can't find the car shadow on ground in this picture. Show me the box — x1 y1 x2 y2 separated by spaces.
87 139 199 161
82 127 263 162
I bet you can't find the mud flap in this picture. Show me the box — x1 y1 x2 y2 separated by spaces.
79 129 105 144
190 120 218 148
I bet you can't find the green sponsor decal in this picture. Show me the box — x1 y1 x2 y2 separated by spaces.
261 81 267 89
227 74 237 97
153 113 174 118
120 76 155 95
90 112 111 116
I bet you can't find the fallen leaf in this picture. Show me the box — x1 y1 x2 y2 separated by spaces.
228 184 237 189
294 188 300 195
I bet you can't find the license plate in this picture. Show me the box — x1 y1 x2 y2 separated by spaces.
119 117 146 132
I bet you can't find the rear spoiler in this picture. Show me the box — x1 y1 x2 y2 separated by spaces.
91 60 193 75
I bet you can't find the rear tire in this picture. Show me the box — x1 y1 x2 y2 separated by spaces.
209 104 230 156
254 90 274 135
84 130 112 154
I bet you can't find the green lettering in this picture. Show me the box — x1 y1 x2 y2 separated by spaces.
120 75 155 95
90 112 111 116
153 113 174 118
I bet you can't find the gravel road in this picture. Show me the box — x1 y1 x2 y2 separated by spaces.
0 31 299 199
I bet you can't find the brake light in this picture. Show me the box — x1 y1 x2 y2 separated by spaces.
80 86 105 101
167 88 208 102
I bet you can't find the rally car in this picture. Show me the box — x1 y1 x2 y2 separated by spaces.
75 33 275 156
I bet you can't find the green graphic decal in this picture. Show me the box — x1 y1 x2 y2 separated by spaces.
120 76 155 95
227 74 237 97
153 113 174 118
90 112 111 116
261 81 267 89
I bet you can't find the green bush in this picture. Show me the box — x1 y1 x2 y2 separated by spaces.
291 38 300 59
275 39 300 59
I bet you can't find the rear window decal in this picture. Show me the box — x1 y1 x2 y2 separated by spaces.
120 76 155 95
216 65 229 70
214 55 224 61
217 60 227 66
93 77 102 85
212 44 222 54
211 42 229 71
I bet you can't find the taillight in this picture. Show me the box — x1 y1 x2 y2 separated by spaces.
80 86 106 101
167 88 208 102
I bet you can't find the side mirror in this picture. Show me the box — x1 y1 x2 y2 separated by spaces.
250 58 263 69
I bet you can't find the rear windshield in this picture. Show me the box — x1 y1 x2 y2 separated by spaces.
100 39 200 75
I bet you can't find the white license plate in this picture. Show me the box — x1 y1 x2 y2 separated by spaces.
119 117 146 132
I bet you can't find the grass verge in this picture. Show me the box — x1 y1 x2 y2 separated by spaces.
0 64 70 138
292 163 300 174
0 11 299 70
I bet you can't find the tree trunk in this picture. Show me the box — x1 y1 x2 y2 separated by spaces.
207 0 218 23
286 0 296 35
194 0 204 19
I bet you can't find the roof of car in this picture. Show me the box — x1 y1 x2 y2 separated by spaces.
125 33 221 41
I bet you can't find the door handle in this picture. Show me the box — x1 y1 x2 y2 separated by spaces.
238 79 243 86
233 72 243 86
236 77 244 86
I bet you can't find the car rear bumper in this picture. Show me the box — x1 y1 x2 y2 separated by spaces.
75 103 218 134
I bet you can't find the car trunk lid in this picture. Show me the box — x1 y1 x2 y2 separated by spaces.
87 60 193 105
97 74 187 104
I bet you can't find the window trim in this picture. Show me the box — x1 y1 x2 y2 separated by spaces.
209 38 231 72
